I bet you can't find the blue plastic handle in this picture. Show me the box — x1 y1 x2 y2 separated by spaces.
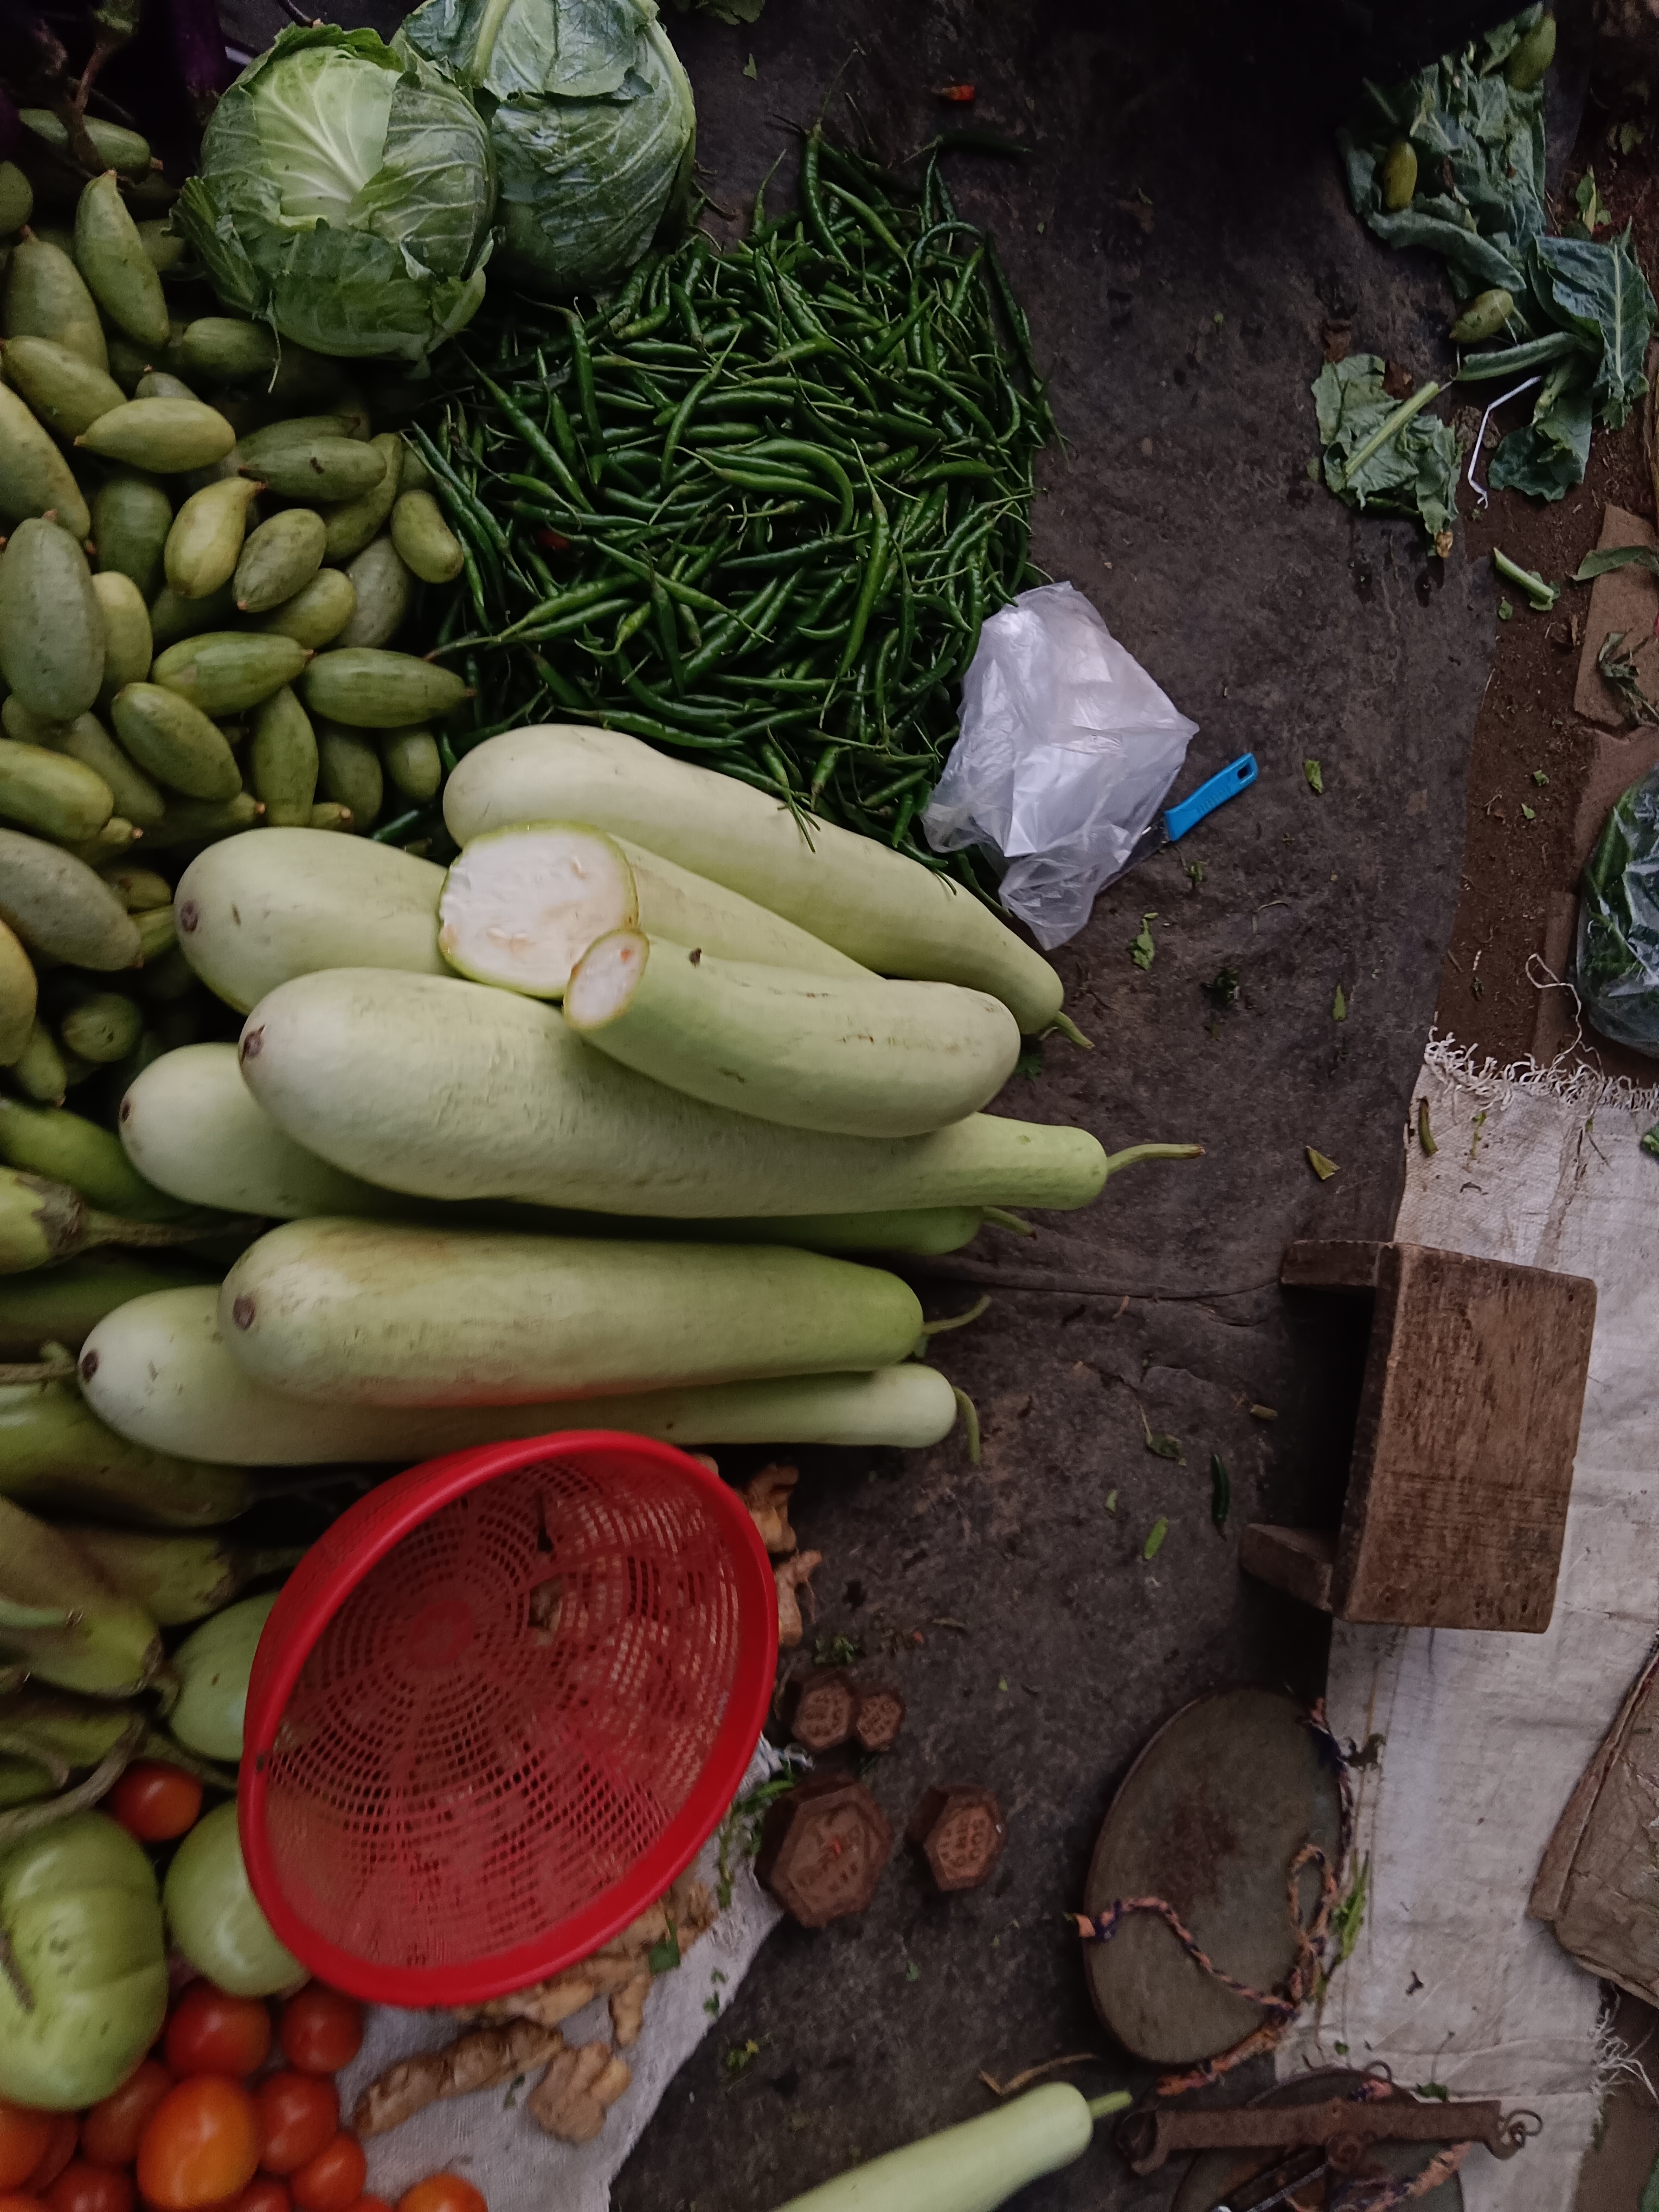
1163 753 1258 843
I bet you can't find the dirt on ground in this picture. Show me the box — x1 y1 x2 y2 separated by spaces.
1438 76 1659 1084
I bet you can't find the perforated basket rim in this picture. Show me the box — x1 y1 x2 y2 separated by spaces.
239 1430 778 2007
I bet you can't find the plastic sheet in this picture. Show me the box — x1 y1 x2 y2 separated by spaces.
922 582 1198 949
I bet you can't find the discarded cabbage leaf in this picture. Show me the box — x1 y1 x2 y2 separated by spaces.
172 27 494 365
397 0 696 297
1313 354 1460 541
1578 765 1659 1056
1336 7 1655 503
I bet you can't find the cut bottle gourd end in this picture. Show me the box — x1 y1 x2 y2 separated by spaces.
563 927 646 1029
439 821 638 999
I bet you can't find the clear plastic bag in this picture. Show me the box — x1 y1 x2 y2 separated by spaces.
922 582 1198 949
1578 764 1659 1056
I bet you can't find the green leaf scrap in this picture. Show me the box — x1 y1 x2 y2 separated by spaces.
1142 1517 1168 1561
1642 1123 1659 1159
1304 759 1324 794
1206 965 1240 1009
1574 543 1659 585
1417 1097 1438 1155
1140 1405 1184 1462
1129 912 1157 970
1332 983 1347 1021
1597 630 1659 725
1333 1853 1371 1963
1307 1146 1340 1180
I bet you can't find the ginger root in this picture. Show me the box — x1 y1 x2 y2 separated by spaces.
527 2039 633 2143
352 2018 564 2137
775 1549 822 1648
743 1463 799 1555
474 1872 717 2044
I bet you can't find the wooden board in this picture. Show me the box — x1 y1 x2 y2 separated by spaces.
1250 1242 1596 1632
1083 1687 1344 2066
1168 2071 1465 2212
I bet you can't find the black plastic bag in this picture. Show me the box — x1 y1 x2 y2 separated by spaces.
1578 765 1659 1055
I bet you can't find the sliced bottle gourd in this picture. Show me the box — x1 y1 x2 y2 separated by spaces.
438 820 869 996
565 929 1020 1138
443 726 1071 1034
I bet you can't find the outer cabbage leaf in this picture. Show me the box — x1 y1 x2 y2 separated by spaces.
398 0 695 296
1529 226 1656 430
1338 5 1547 302
1313 353 1461 542
171 25 493 365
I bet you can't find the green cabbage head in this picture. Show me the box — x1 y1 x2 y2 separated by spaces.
172 26 495 366
396 0 695 297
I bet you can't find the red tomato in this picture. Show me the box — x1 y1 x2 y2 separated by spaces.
81 2063 172 2170
228 2185 290 2212
136 2080 260 2212
46 2165 133 2212
164 1988 272 2080
252 2080 336 2180
0 2109 52 2194
288 2140 364 2212
0 2196 47 2212
108 1764 203 1845
24 2119 78 2198
276 1991 362 2078
346 2202 393 2212
397 2183 486 2212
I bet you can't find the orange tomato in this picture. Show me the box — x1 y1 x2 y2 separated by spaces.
288 2139 364 2212
276 1991 361 2079
164 1988 272 2080
397 2182 486 2212
135 2080 260 2212
0 2108 52 2194
80 2063 172 2170
252 2079 337 2179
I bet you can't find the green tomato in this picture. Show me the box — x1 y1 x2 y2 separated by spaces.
169 1590 278 1761
164 1799 304 1997
0 1811 167 2108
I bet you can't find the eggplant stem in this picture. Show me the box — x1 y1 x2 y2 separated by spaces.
0 1717 143 1851
952 1386 982 1465
1102 1141 1205 1176
1088 2091 1133 2121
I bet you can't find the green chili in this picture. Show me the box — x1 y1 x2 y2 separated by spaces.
837 491 891 677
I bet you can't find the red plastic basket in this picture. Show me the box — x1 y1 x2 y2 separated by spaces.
239 1432 777 2008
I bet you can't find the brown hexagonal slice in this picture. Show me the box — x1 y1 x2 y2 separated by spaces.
756 1775 893 1926
852 1682 905 1753
783 1668 858 1752
906 1783 1007 1893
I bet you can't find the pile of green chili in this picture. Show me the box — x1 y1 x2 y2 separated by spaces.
409 131 1053 869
